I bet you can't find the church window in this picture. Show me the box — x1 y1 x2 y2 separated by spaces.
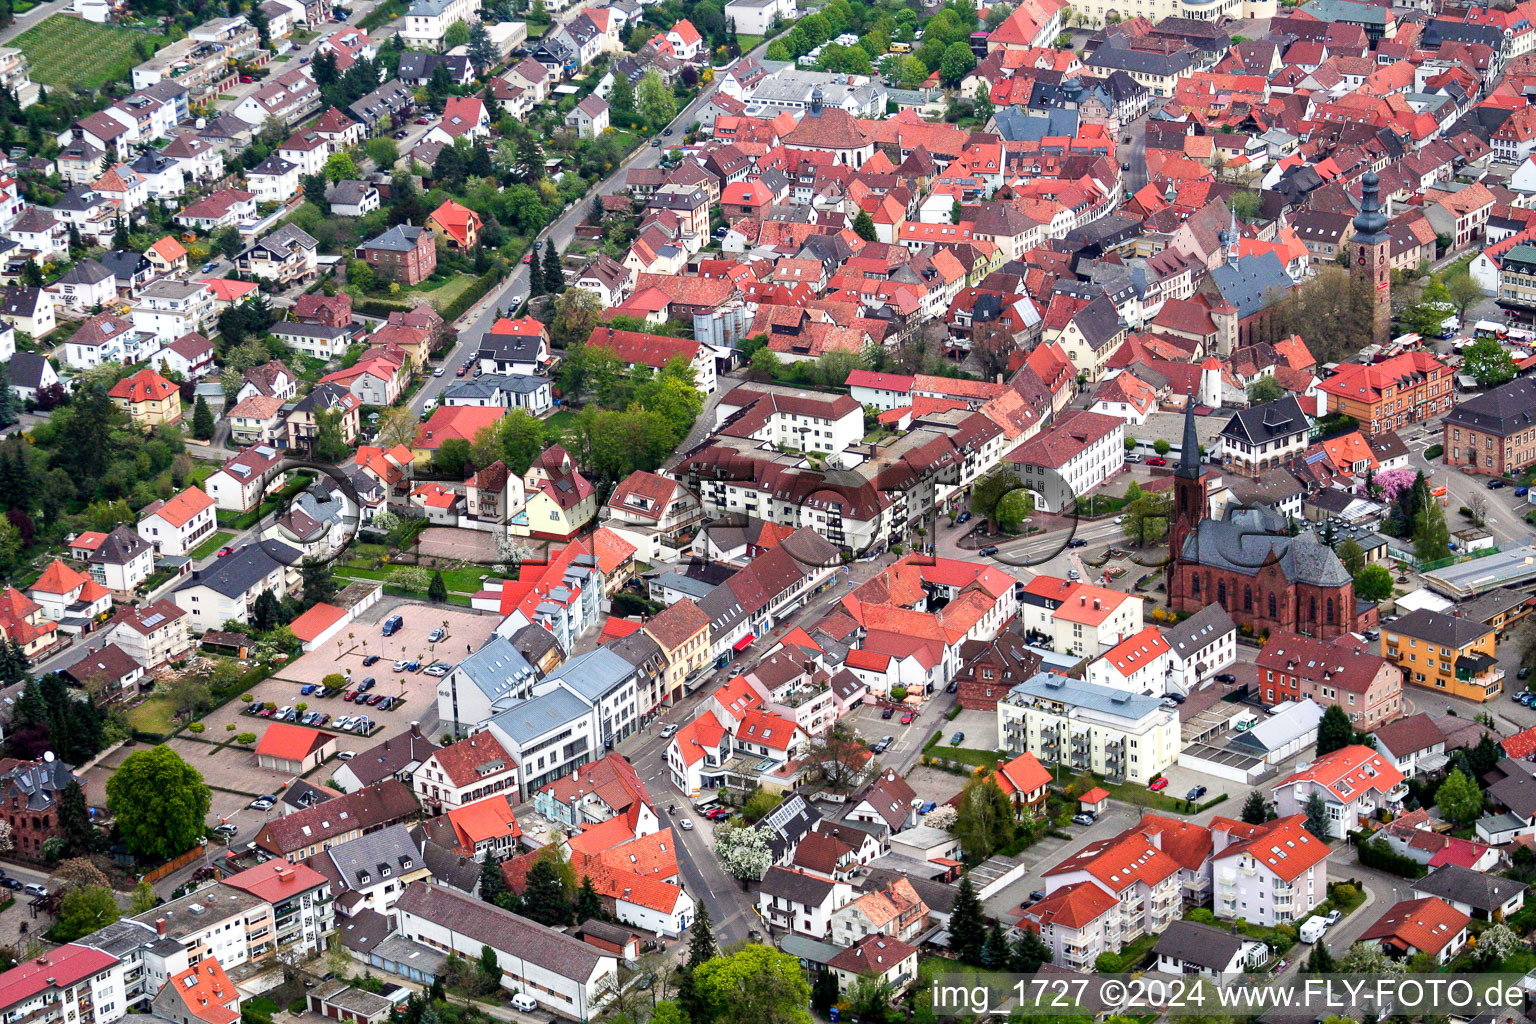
1218 580 1226 604
1268 594 1276 618
1243 587 1252 612
1310 596 1317 620
1192 574 1200 595
1327 598 1335 622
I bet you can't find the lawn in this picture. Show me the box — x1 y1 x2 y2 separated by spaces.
13 18 167 89
737 34 766 51
332 566 488 593
189 531 235 562
126 695 178 737
416 273 478 311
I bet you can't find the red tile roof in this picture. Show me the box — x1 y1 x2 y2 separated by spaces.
429 731 516 789
142 486 214 528
1361 897 1469 956
255 722 334 762
288 602 347 643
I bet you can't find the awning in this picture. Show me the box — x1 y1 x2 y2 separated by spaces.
733 633 756 652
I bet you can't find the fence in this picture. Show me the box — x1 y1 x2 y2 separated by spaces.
141 844 211 885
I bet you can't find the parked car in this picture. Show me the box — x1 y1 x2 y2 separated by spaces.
1324 909 1342 927
405 660 421 672
1147 456 1168 466
956 511 972 525
358 677 375 691
366 693 384 706
250 795 276 810
1071 812 1096 826
917 801 937 814
362 655 380 666
901 712 914 724
337 750 356 760
951 731 965 745
0 877 23 891
455 365 469 377
1148 777 1169 791
1028 890 1046 903
1215 673 1237 683
393 660 409 672
660 724 678 738
378 697 395 710
946 681 958 693
881 706 894 719
1162 692 1186 704
1489 479 1509 489
1520 666 1532 680
1186 785 1207 801
211 824 238 837
425 662 451 677
300 684 318 696
428 627 447 642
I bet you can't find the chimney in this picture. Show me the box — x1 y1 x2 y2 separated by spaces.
155 918 167 935
1094 599 1101 610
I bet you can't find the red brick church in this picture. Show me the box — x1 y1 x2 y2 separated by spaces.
1167 405 1369 640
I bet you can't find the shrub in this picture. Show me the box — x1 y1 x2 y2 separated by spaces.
241 693 253 702
891 686 908 701
1425 444 1444 460
226 723 236 732
188 722 205 733
236 732 257 744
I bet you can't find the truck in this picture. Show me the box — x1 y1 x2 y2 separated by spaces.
1298 916 1328 943
382 614 403 637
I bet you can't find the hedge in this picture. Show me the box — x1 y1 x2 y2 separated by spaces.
352 264 504 325
1355 836 1426 877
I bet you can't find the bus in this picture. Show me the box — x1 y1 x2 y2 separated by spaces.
889 41 912 52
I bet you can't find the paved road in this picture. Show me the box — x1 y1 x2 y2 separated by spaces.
409 40 774 415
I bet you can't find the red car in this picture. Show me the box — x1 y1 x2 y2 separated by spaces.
1148 778 1169 791
455 365 469 377
239 75 254 83
1147 456 1168 466
343 690 358 702
521 252 533 264
216 546 234 557
901 713 914 724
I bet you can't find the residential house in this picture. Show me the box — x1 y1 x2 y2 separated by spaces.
171 542 299 632
137 486 216 557
1271 744 1406 838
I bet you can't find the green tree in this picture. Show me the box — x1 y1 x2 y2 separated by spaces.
1435 767 1483 827
106 745 212 861
1121 491 1171 546
323 151 357 183
1316 704 1354 757
952 776 1016 864
521 857 574 927
479 857 505 905
130 878 159 913
1337 538 1365 577
1445 272 1483 320
687 901 716 968
1247 376 1284 404
52 885 121 942
301 559 339 608
433 438 473 478
1413 500 1452 563
1009 928 1054 972
58 781 96 856
994 487 1035 533
1462 336 1518 388
969 468 1021 521
1302 941 1336 974
1337 942 1405 976
191 395 215 441
637 69 677 127
610 75 635 117
949 874 986 966
1303 791 1330 840
311 408 351 462
853 209 878 242
574 874 605 923
1355 564 1393 602
542 241 564 294
1400 279 1453 338
1240 789 1271 824
692 945 811 1024
427 570 448 603
478 945 501 992
365 137 399 169
467 20 498 68
443 19 471 48
939 41 976 86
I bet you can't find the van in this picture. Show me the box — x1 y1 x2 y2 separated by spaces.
889 41 912 52
1298 916 1327 943
510 994 538 1012
382 614 403 637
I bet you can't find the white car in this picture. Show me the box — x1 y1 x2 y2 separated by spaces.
393 660 409 672
336 750 356 760
660 724 677 738
678 819 694 831
433 367 444 377
424 662 451 677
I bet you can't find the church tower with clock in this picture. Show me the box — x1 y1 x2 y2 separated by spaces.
1350 171 1391 344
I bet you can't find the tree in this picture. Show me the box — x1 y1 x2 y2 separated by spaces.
1302 941 1336 974
1413 500 1452 563
106 745 212 861
467 20 497 68
1121 491 1171 546
949 874 986 965
853 209 878 242
1445 272 1483 320
692 945 811 1024
981 918 1010 969
1316 705 1354 757
1269 267 1380 365
377 406 419 449
1337 942 1405 976
687 900 716 968
969 468 1023 522
1240 789 1271 825
0 364 15 429
191 395 215 441
1477 923 1520 966
1462 336 1518 388
1436 767 1483 828
574 873 605 923
1247 376 1284 404
443 19 471 49
1355 564 1393 602
52 885 121 942
433 438 473 478
479 856 505 905
1337 538 1365 577
610 75 635 118
1010 927 1054 972
714 822 772 883
801 723 878 794
636 69 676 127
526 240 545 295
301 558 339 608
311 408 352 462
542 241 564 294
971 319 1019 381
1303 791 1330 840
130 878 159 913
427 570 448 603
521 857 574 927
58 781 96 856
167 674 214 719
952 775 1015 862
323 151 357 183
365 137 399 169
1400 279 1454 339
550 288 603 347
939 41 976 86
478 944 501 992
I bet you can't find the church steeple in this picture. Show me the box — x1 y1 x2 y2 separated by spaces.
1349 170 1391 343
1175 399 1201 480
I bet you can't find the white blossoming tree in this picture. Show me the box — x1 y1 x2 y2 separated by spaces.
715 822 772 884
